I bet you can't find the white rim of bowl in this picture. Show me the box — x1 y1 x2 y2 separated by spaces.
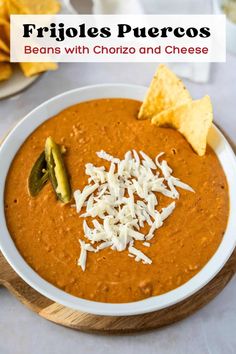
0 84 236 316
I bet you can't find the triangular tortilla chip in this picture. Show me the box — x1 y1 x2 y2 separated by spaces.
20 62 58 77
138 64 191 120
7 0 60 14
0 62 12 81
151 96 213 156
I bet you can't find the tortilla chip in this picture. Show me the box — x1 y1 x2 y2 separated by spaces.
7 0 60 14
20 62 58 77
0 38 9 53
0 49 9 61
0 62 12 81
5 0 18 14
0 19 10 52
0 17 10 53
138 64 191 120
151 96 213 156
0 0 8 20
0 18 10 38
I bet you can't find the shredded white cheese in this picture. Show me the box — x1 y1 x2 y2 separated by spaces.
74 150 194 271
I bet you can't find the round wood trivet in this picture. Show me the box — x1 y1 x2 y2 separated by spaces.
0 250 236 334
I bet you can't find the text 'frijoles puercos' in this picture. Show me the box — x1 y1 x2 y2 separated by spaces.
22 23 211 42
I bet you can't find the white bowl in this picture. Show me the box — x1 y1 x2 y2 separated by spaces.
0 84 236 316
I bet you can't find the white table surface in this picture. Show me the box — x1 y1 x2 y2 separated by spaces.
0 55 236 354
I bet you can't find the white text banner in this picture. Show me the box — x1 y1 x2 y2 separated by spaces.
11 14 226 63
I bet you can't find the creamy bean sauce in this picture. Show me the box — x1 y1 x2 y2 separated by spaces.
4 99 229 303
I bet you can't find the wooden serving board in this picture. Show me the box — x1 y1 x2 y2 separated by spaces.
0 250 236 333
0 126 236 333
